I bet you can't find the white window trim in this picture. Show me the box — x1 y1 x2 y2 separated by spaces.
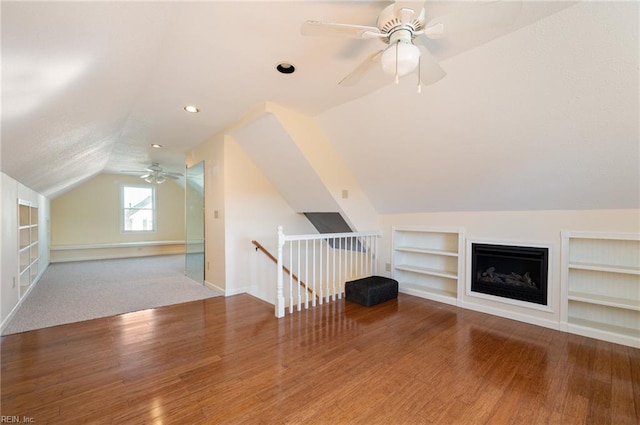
121 184 157 233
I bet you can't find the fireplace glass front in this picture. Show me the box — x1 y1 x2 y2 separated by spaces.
471 243 548 305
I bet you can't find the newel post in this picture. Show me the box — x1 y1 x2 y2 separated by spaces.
275 225 285 318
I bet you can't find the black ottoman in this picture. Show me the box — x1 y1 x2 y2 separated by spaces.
345 276 398 307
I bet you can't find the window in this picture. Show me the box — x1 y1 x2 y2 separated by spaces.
122 186 155 232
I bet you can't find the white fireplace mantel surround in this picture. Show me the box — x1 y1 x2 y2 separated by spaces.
464 238 555 315
459 239 560 322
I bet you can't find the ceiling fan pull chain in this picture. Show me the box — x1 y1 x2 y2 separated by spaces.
417 56 422 93
394 40 400 85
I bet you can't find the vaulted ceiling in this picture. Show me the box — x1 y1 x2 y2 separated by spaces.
2 1 638 213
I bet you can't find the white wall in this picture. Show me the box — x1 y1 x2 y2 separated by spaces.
266 103 379 232
224 135 317 302
49 173 185 262
378 209 639 328
188 125 320 303
1 172 19 324
38 194 50 270
1 172 50 326
186 133 227 290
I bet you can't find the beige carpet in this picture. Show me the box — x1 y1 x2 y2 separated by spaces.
2 255 222 335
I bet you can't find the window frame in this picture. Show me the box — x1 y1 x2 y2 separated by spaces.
120 184 157 233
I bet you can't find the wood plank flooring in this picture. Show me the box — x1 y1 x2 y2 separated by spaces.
2 293 639 424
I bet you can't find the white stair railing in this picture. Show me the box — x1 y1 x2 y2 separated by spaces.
275 225 380 318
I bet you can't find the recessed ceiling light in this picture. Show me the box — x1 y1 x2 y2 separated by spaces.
150 143 162 148
184 105 199 113
276 63 295 74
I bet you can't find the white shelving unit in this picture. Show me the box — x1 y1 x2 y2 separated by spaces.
18 200 39 298
392 226 464 306
561 231 640 348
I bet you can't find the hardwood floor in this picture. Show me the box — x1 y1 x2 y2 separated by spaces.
2 293 639 424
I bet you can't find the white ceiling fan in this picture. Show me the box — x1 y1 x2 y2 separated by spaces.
122 163 183 184
301 0 522 91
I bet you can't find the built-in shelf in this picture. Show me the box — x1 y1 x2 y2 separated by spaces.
392 226 464 306
568 292 640 311
394 246 458 257
567 317 640 341
400 283 458 306
18 201 39 298
394 264 458 280
561 231 640 348
568 262 639 275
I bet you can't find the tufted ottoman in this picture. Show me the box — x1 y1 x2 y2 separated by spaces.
345 276 398 307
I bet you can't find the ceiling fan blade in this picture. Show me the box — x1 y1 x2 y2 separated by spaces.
301 21 383 39
394 1 425 24
417 45 446 86
163 175 180 180
338 50 384 87
424 0 522 39
162 172 183 177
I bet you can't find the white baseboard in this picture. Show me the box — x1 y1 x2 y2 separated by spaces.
565 322 640 349
203 281 248 297
225 286 248 297
1 262 49 334
458 299 561 331
204 280 225 294
50 245 185 263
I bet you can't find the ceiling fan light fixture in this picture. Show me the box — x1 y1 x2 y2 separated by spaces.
183 105 199 113
381 41 420 78
144 172 166 184
150 143 162 148
126 162 179 185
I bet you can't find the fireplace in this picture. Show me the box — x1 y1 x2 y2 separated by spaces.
471 243 548 305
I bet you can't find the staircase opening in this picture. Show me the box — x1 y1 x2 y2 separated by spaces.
303 212 363 251
304 212 352 233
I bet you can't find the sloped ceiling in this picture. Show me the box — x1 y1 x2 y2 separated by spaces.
1 1 638 213
317 1 640 213
229 113 339 213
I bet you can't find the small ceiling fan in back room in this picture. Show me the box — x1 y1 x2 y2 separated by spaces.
301 0 522 92
121 163 183 184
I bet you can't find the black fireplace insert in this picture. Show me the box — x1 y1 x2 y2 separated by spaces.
471 243 548 305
